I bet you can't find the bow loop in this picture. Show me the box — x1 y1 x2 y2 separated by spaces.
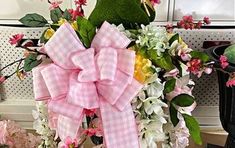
96 47 117 81
45 23 86 69
91 21 131 51
71 48 98 82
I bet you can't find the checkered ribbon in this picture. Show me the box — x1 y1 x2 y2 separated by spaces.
33 22 142 148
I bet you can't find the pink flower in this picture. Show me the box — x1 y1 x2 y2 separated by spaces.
84 109 96 117
0 76 6 84
204 67 213 74
9 34 24 45
166 76 193 101
166 22 173 33
203 16 211 24
74 0 87 6
49 0 63 10
220 55 229 69
164 68 179 77
226 79 235 87
63 136 78 148
195 21 203 29
180 53 191 61
150 0 161 6
187 59 202 76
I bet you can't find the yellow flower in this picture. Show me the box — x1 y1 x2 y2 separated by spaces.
44 28 55 40
58 18 67 26
134 54 153 83
71 21 78 31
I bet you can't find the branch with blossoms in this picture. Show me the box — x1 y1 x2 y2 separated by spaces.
166 15 211 33
0 34 48 84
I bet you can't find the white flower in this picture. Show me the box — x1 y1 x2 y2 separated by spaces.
146 79 164 98
143 97 168 115
136 24 169 56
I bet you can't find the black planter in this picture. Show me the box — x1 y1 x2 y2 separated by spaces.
206 45 235 148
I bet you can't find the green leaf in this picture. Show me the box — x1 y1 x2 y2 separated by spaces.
171 94 195 107
190 51 210 63
164 78 176 93
63 9 72 21
19 13 48 27
182 114 202 145
148 51 175 71
24 53 42 72
170 103 179 126
50 8 63 23
88 0 150 29
169 33 179 46
77 17 96 48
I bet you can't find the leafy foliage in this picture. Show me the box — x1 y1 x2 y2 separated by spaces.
190 51 210 63
77 17 96 48
169 33 179 46
169 103 179 126
19 13 48 27
50 8 63 23
183 114 202 145
24 53 42 72
164 78 176 93
171 94 195 107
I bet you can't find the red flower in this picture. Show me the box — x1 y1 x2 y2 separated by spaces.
195 21 203 29
84 109 96 117
0 76 6 84
68 8 84 20
166 22 173 33
9 34 24 45
74 0 87 6
203 16 211 24
219 55 229 69
187 59 202 75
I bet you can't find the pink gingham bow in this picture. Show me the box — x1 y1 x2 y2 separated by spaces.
33 21 142 148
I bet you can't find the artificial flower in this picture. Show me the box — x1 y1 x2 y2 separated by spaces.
9 34 24 45
204 67 213 74
58 18 67 26
144 97 168 115
16 71 27 81
187 58 203 77
62 136 78 148
226 78 235 87
136 24 168 56
219 55 229 69
84 109 96 117
150 0 161 6
203 16 211 24
146 79 164 98
71 21 78 31
166 75 193 101
0 76 6 84
169 115 190 148
83 128 99 137
134 54 153 83
44 28 55 40
49 0 63 10
164 68 179 77
74 0 87 6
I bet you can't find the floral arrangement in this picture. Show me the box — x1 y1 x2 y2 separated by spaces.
0 0 216 148
0 119 41 148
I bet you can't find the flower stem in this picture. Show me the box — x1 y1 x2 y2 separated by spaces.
21 46 48 57
0 58 25 72
5 67 23 80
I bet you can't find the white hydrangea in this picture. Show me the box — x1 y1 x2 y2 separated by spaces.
136 24 169 56
32 102 57 148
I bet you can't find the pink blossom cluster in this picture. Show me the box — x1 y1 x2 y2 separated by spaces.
0 120 41 148
177 15 211 30
68 0 87 20
150 0 161 6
